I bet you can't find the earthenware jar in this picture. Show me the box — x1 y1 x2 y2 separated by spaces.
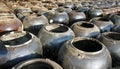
58 37 112 69
99 32 120 67
12 58 63 69
71 21 100 38
38 24 75 60
0 31 43 69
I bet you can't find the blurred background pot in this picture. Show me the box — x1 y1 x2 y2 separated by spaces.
0 31 43 69
99 32 120 67
58 37 112 69
71 21 100 38
23 13 49 36
68 11 86 26
90 17 114 33
0 16 23 36
38 24 75 61
12 58 63 69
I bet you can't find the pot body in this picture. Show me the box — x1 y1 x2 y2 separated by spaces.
58 37 112 69
23 14 49 36
99 32 120 67
12 58 63 69
0 31 43 69
71 21 100 38
90 17 114 33
68 11 86 26
38 24 75 60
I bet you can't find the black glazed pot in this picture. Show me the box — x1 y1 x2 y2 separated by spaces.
109 13 120 26
12 58 63 69
64 2 74 9
38 24 75 61
90 17 114 33
71 21 100 38
0 31 43 69
99 32 120 67
88 8 103 19
58 37 112 69
23 14 49 36
68 11 86 26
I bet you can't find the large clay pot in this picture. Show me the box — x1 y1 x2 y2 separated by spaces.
99 32 120 67
58 37 112 69
90 17 114 33
0 16 23 36
12 58 63 69
38 24 75 61
68 11 86 26
71 21 100 38
0 31 43 69
23 14 49 36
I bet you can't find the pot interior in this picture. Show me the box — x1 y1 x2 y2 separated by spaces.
98 17 109 22
45 24 68 33
21 62 53 69
1 32 32 45
72 39 102 52
80 23 94 28
105 32 120 40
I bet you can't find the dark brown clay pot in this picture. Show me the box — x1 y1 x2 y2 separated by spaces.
90 17 114 33
0 31 43 69
12 58 63 69
38 24 75 61
23 14 49 36
71 21 100 38
99 32 120 67
58 37 112 69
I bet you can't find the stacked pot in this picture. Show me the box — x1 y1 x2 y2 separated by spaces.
0 0 119 69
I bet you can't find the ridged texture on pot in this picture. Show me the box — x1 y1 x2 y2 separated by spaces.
0 31 43 69
90 17 114 33
58 37 112 69
38 24 75 60
99 32 120 67
71 21 100 38
12 58 63 69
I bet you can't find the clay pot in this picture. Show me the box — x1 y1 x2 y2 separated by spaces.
64 2 74 9
109 13 120 26
23 14 49 36
0 31 43 69
0 16 23 36
88 8 103 19
38 24 75 60
99 32 120 67
12 58 63 69
113 24 120 33
71 21 100 38
58 37 112 69
90 17 114 33
68 11 86 26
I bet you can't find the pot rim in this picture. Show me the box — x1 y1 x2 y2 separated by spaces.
44 24 70 34
0 31 34 47
12 58 63 69
70 37 105 55
102 32 120 41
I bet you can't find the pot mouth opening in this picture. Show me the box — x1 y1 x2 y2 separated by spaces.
72 39 102 52
80 23 94 28
98 18 109 22
45 24 68 33
21 62 54 69
0 31 32 46
105 32 120 40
